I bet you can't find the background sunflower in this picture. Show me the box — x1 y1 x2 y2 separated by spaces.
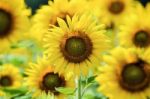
30 0 87 43
25 57 75 99
0 0 30 53
96 47 150 99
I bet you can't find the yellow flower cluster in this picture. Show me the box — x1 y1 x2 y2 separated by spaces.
0 0 150 99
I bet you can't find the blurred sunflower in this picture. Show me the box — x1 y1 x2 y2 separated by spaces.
30 0 87 42
119 4 150 48
44 13 109 77
25 57 74 98
0 0 30 52
94 0 135 29
0 64 22 89
96 47 150 99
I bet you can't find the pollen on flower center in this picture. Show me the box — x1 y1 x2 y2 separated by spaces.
0 9 13 38
108 1 124 14
120 61 149 92
0 76 12 86
41 72 65 94
133 31 150 47
60 33 93 63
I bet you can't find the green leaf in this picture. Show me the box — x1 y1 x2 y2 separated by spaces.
55 87 76 95
87 75 97 83
12 94 32 99
2 87 27 95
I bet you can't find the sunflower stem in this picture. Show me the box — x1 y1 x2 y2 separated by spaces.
77 76 82 99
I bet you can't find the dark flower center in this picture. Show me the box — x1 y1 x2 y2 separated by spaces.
133 31 150 47
108 1 124 14
60 33 93 63
0 9 13 38
0 76 12 87
66 37 86 57
120 60 149 92
41 72 65 94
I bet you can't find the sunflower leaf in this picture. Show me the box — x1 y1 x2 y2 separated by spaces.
11 94 32 99
2 87 27 95
87 75 97 84
55 87 76 95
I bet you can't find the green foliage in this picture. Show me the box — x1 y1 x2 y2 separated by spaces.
55 87 76 95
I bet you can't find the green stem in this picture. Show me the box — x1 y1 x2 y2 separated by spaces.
77 76 82 99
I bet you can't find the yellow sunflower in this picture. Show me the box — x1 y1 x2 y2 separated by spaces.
119 4 150 48
30 0 87 43
0 0 30 52
25 57 74 98
43 13 109 77
96 47 150 99
0 64 22 89
93 0 135 28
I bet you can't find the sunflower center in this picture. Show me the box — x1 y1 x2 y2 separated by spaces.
0 76 12 87
120 61 149 92
122 65 145 85
133 31 150 47
109 1 124 14
42 73 65 94
0 9 12 37
60 34 92 63
66 37 86 56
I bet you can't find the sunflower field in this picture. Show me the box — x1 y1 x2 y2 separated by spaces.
0 0 150 99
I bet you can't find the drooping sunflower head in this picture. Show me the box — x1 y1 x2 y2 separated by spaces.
44 13 109 77
25 57 74 98
0 64 22 88
119 5 150 48
30 0 87 42
0 0 30 51
96 47 150 99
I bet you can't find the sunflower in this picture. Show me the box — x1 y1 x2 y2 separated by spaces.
43 13 109 77
96 47 150 99
0 64 22 89
119 3 150 48
30 0 87 42
93 0 135 28
25 57 74 98
0 0 30 52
